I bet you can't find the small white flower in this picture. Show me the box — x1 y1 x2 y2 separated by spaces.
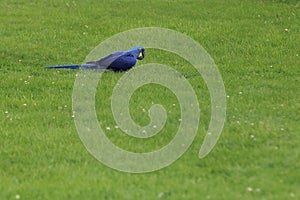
106 127 111 131
280 128 284 131
247 187 253 192
153 125 157 128
23 103 27 106
4 111 8 114
290 192 295 198
226 95 230 98
15 194 20 199
114 125 119 129
250 135 255 139
238 91 243 95
172 103 176 106
157 192 164 198
178 118 182 122
142 108 146 112
284 28 289 32
142 130 147 134
250 122 254 126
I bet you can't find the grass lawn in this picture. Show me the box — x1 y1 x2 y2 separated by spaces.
1 0 299 199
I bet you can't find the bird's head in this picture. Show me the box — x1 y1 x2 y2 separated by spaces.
130 46 145 60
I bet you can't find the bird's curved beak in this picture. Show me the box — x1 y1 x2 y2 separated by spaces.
137 49 145 60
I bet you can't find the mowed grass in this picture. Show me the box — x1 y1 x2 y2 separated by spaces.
1 0 299 199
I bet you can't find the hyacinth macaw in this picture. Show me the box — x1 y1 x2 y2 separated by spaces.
46 46 145 71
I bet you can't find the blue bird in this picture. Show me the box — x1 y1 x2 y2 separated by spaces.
46 46 145 71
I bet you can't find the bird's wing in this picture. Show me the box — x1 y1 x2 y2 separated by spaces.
95 51 126 68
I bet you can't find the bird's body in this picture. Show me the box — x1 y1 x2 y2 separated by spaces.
46 46 145 71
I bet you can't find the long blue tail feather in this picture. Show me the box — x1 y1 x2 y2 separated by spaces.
45 63 107 70
45 64 80 69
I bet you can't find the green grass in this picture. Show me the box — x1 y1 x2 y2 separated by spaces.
1 0 299 199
